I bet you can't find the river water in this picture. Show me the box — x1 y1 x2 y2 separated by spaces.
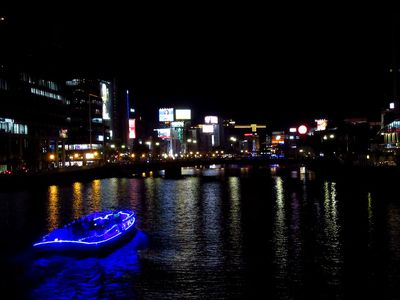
1 165 399 299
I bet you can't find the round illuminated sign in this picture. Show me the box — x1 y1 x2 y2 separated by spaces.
298 125 307 135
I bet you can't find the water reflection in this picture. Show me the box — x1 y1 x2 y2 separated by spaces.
47 185 59 231
72 182 83 220
139 176 242 297
202 181 222 267
323 182 339 237
228 177 242 264
127 179 145 221
90 179 101 212
367 192 374 248
30 230 148 300
143 178 159 232
322 181 342 287
47 178 143 231
288 190 303 290
272 176 288 296
97 177 134 210
175 178 201 266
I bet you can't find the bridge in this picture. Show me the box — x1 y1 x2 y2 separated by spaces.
115 157 305 178
0 156 365 189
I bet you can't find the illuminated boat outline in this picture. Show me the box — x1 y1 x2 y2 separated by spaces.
33 210 136 254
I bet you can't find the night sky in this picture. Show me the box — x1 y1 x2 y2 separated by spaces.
1 5 398 128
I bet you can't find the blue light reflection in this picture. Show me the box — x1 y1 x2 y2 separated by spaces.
29 230 148 300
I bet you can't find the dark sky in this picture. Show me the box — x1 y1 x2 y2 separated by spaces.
1 5 397 128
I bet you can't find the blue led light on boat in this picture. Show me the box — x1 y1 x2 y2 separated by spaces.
33 210 136 254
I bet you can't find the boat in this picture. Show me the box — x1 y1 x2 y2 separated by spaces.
33 209 136 255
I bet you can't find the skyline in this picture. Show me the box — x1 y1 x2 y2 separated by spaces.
1 6 399 127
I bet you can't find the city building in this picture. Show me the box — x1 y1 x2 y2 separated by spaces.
0 64 68 171
64 78 117 166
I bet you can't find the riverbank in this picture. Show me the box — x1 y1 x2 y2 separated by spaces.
0 164 123 190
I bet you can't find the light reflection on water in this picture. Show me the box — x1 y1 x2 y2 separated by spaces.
288 183 303 293
72 182 83 220
368 192 373 233
203 181 222 267
47 186 59 232
228 177 242 265
272 176 289 297
174 178 201 266
90 179 101 212
30 230 148 300
322 181 342 288
2 166 400 298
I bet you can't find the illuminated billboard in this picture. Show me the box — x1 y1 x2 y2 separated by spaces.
315 119 328 131
59 128 68 139
159 108 174 122
175 109 191 120
128 119 136 139
272 131 285 144
157 128 171 139
100 81 111 120
205 116 218 124
171 121 184 128
202 124 214 133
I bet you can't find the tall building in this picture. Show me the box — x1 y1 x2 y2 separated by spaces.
0 64 68 171
64 78 115 165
